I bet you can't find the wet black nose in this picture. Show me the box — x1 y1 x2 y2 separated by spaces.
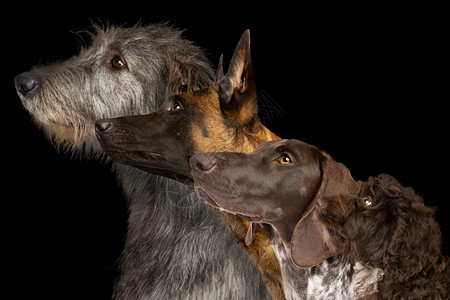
14 72 39 98
95 119 113 134
190 153 217 173
95 119 113 132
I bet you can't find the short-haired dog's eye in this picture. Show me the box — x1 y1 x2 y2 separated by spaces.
362 196 372 206
279 155 292 165
169 101 182 111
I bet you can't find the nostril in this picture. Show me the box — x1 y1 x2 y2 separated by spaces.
14 73 39 98
195 162 205 171
195 159 216 172
95 119 113 132
190 153 219 174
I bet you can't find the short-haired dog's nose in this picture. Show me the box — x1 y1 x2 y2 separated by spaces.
191 153 217 173
15 72 39 99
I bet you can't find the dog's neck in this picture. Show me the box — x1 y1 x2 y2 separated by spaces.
262 223 309 299
264 223 382 299
262 221 296 246
235 124 279 153
262 223 293 259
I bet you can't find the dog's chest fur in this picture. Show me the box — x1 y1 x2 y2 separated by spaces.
270 229 356 299
305 256 356 299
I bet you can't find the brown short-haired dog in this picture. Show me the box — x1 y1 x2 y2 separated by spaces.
96 30 284 299
190 139 449 299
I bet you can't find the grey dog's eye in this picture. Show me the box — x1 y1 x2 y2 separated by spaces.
362 196 372 206
111 56 125 68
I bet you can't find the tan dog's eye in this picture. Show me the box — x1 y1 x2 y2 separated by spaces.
362 196 372 206
279 155 292 165
169 101 182 111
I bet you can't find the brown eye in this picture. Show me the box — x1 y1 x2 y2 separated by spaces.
111 56 124 68
279 155 292 165
362 196 372 206
169 101 182 111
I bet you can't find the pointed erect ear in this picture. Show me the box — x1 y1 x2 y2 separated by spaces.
218 29 258 126
169 55 214 94
215 54 225 83
290 154 358 268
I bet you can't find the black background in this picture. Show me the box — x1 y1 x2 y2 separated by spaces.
4 4 448 299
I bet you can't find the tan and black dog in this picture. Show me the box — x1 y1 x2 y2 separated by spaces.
96 30 285 299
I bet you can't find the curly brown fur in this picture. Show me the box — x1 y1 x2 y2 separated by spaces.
318 174 449 299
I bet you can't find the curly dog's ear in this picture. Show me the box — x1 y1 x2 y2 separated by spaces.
291 154 358 268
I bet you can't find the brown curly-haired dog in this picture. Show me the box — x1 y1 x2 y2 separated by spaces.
190 139 449 299
311 174 449 299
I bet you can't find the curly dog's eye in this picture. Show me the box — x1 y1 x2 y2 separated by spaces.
111 56 125 69
362 196 372 206
279 155 292 165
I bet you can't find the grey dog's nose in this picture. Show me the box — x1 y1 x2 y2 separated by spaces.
15 72 39 98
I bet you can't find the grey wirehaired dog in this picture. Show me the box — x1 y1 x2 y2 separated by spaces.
14 23 270 299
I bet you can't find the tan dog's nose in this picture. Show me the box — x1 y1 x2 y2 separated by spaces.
95 119 113 133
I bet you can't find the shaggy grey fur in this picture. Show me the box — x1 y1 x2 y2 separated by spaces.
15 24 270 299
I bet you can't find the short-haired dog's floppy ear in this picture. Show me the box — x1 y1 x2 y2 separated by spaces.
290 154 358 268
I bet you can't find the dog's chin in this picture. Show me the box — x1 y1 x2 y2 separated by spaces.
139 165 193 185
194 186 262 222
194 186 220 207
100 148 192 185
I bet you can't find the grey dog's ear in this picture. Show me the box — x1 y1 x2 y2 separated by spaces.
290 154 357 268
169 55 214 94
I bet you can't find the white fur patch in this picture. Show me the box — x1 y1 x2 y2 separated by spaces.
354 262 384 298
270 226 384 299
270 228 361 299
306 257 356 299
